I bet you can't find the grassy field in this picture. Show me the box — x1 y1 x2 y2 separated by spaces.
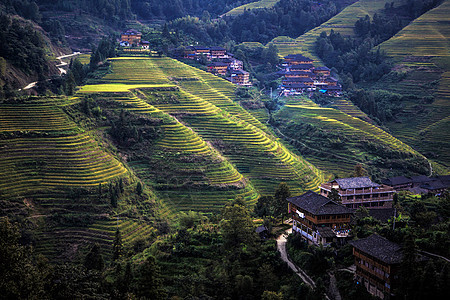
269 0 405 60
82 57 327 204
222 0 280 16
375 0 450 169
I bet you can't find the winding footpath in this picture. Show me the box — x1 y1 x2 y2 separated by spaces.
20 52 81 91
276 228 316 288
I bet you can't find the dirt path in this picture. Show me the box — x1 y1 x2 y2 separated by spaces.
276 228 317 288
20 52 81 90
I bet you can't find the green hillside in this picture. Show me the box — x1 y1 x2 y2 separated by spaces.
223 0 280 16
0 96 163 260
79 57 326 204
270 0 404 60
273 98 430 180
376 0 450 169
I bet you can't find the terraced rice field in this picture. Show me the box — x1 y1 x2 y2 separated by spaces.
223 0 280 16
84 57 326 202
377 0 450 168
85 86 259 211
0 97 160 260
270 0 404 60
35 217 156 259
330 98 374 123
0 97 127 198
274 98 428 177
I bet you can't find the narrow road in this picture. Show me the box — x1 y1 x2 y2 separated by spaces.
19 52 81 90
276 228 316 289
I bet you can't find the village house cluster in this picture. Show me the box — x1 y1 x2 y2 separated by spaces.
182 46 251 86
285 174 445 299
119 29 150 49
278 54 342 96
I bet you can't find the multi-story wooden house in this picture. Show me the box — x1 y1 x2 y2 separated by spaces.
207 62 228 75
313 66 331 77
284 54 314 66
121 29 142 45
282 77 314 86
320 177 395 209
287 191 352 246
231 70 251 86
210 46 227 58
285 71 311 78
350 234 403 299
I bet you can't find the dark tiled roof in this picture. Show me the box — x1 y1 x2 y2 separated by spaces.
334 177 380 189
232 70 249 75
368 208 396 223
255 225 268 233
291 64 314 70
286 71 311 76
421 180 447 191
287 191 353 215
208 62 228 67
326 86 342 90
123 29 142 35
285 54 314 61
317 227 336 238
411 175 432 183
382 176 412 186
284 83 308 88
437 175 450 185
283 77 313 82
350 234 403 264
210 46 226 51
193 46 209 51
315 66 330 71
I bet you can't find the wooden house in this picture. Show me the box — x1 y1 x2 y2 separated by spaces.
282 77 314 86
287 191 352 246
231 70 251 86
284 54 314 66
207 62 228 75
382 176 412 190
210 46 227 58
350 234 404 299
313 66 331 77
121 29 142 45
320 177 395 209
285 71 311 78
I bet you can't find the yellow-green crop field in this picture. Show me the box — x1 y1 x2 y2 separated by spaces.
79 57 327 209
270 0 405 60
375 0 450 168
223 0 280 16
274 98 429 177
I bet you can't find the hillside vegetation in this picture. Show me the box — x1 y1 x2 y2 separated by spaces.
0 95 163 260
78 57 326 208
376 0 450 168
223 0 280 16
273 98 430 180
270 0 405 60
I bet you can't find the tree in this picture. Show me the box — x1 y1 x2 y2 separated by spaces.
0 218 50 299
397 234 420 298
273 182 291 222
136 181 143 195
112 229 123 261
354 164 367 177
134 256 166 299
328 188 341 203
84 244 104 271
262 291 283 300
221 196 256 252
